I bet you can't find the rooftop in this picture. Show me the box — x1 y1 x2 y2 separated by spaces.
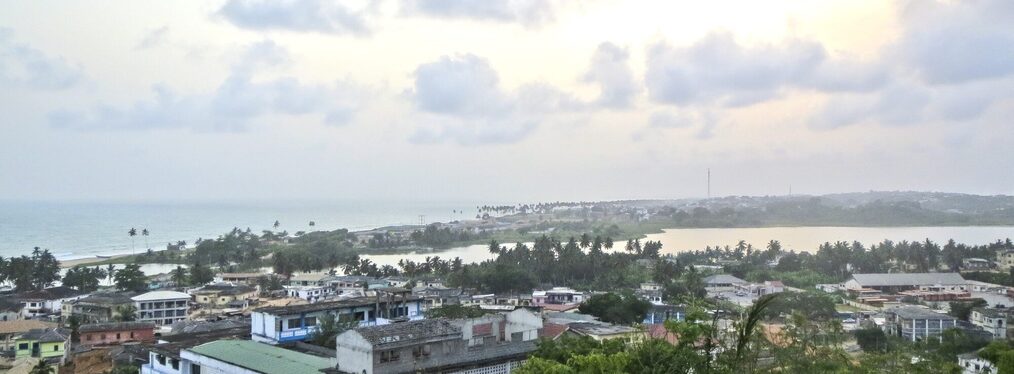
850 273 966 287
18 328 69 343
254 296 421 315
0 320 56 335
170 319 250 334
131 290 191 301
703 274 748 285
192 283 257 296
15 286 87 301
565 322 638 337
75 292 138 306
352 319 460 347
217 272 264 278
150 326 250 359
885 305 955 320
79 321 155 333
186 340 333 374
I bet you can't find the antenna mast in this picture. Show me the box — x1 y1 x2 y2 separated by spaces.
707 168 711 199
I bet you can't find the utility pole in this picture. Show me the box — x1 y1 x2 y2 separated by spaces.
707 168 711 199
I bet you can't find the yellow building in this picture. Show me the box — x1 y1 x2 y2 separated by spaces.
14 328 68 363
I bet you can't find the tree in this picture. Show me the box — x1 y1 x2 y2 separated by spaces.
578 292 651 325
29 359 51 374
30 248 60 290
189 262 214 285
114 305 137 322
63 266 105 292
66 315 82 343
949 299 988 320
128 227 138 254
142 228 150 249
307 313 359 348
113 264 147 292
855 327 889 353
170 266 189 287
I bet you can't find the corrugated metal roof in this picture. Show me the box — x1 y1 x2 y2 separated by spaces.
703 274 747 284
850 273 965 286
187 340 332 374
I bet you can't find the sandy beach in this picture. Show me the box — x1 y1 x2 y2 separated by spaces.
59 253 135 268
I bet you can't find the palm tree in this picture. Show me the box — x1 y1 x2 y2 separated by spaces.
114 305 137 322
273 220 280 229
142 228 150 250
309 221 316 229
29 359 51 374
106 264 116 283
128 228 137 255
171 266 188 287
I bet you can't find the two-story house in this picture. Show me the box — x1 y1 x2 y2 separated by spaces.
14 328 69 364
251 295 424 345
79 321 156 346
133 291 191 326
970 307 1009 340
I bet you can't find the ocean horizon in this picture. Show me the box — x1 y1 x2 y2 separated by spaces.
0 199 484 261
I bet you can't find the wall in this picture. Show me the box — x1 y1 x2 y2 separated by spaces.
80 328 154 346
180 351 261 374
335 332 374 374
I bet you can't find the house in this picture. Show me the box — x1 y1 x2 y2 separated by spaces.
65 292 138 323
285 284 335 303
132 291 191 326
640 282 663 291
703 274 748 290
962 258 992 271
383 276 411 288
14 286 89 318
970 308 1008 340
189 283 257 306
996 249 1014 271
250 295 424 344
845 273 967 293
334 309 540 374
147 273 178 290
414 287 464 310
179 339 334 374
214 272 265 285
644 304 685 324
14 328 69 363
532 287 585 305
0 298 22 321
566 322 641 343
959 352 998 374
288 273 330 287
78 321 155 346
882 306 957 342
0 320 55 351
141 325 250 374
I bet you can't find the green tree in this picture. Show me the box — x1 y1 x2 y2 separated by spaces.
307 313 359 348
63 266 105 292
128 227 138 254
29 359 51 374
578 292 651 325
114 264 147 292
170 266 189 287
66 315 82 343
855 327 889 353
189 262 214 285
114 305 137 322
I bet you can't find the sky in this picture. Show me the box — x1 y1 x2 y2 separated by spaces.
1 0 1013 203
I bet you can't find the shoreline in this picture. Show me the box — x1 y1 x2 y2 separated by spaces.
60 253 137 268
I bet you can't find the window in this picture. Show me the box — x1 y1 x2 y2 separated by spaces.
116 333 121 340
390 349 400 361
18 343 28 350
100 334 106 340
130 332 135 338
53 344 59 351
86 335 92 341
171 359 179 370
380 350 389 363
304 316 317 326
287 318 302 328
157 354 166 365
191 364 202 374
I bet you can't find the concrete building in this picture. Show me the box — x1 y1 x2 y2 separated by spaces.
132 291 191 326
961 258 992 271
334 309 541 374
79 321 156 346
959 352 997 374
996 249 1014 271
0 320 55 351
14 328 69 363
214 272 265 285
844 273 967 293
251 295 424 344
883 306 957 342
141 325 249 374
179 340 334 374
65 292 138 323
703 274 748 291
970 308 1008 340
190 283 257 306
14 286 89 318
532 287 585 305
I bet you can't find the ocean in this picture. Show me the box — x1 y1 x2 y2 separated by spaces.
0 199 481 261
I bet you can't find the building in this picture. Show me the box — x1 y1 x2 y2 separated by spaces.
883 306 957 342
286 284 335 303
844 273 967 293
288 273 330 286
133 291 191 326
0 320 55 351
958 352 997 374
250 295 424 344
565 322 641 343
79 321 156 346
644 304 684 324
996 249 1014 271
14 328 69 363
179 339 335 374
532 287 585 305
65 292 138 323
214 272 266 285
970 308 1008 340
703 274 748 291
190 283 257 306
962 258 992 271
141 325 250 374
0 298 22 321
334 309 541 374
14 286 89 318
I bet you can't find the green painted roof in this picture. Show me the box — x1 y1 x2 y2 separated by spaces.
187 340 332 374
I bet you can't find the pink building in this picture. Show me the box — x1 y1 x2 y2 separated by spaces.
79 321 155 346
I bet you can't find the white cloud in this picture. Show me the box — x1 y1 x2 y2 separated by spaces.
0 28 83 90
583 42 638 109
217 0 377 35
401 0 556 26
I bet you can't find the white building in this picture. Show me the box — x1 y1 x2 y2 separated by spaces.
959 353 997 374
132 291 191 326
844 273 967 292
532 287 586 305
970 308 1008 340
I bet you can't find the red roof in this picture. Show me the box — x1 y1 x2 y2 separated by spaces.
539 323 569 340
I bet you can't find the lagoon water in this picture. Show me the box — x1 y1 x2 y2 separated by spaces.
0 199 480 260
360 226 1014 267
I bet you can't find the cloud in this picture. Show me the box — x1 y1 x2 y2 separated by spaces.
646 32 886 108
0 28 83 90
407 54 578 145
583 42 638 109
217 0 376 35
895 0 1014 85
401 0 555 26
134 26 169 50
49 41 361 131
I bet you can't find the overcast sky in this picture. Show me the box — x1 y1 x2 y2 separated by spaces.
1 0 1013 202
